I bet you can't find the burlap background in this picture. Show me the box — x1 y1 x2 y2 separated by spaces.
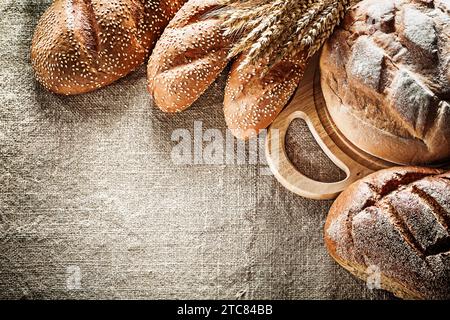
0 0 392 299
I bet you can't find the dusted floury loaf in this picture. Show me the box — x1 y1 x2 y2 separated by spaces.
325 167 450 299
215 0 354 69
224 53 307 139
320 0 450 164
31 0 186 95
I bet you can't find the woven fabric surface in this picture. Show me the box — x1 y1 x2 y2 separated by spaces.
0 0 392 300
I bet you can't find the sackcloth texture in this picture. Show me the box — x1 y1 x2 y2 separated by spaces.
0 0 393 299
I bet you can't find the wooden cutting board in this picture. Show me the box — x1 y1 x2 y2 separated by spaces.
265 54 397 200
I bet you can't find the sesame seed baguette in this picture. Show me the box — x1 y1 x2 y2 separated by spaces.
224 52 307 140
31 0 186 95
325 166 450 299
147 0 232 113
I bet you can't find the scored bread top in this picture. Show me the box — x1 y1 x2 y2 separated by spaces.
325 167 450 299
320 0 450 164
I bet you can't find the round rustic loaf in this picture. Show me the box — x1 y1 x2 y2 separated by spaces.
325 166 450 299
320 0 450 165
31 0 186 95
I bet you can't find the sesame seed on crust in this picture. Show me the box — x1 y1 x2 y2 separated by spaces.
31 0 186 95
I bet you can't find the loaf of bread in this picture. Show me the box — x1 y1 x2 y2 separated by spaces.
147 0 307 139
224 52 306 140
31 0 186 95
320 0 450 165
325 167 450 299
147 0 231 113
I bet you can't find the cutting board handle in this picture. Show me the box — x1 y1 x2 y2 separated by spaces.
265 55 373 200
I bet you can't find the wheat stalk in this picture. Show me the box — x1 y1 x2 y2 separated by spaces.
212 0 358 68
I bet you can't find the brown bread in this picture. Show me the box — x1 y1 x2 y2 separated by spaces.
147 0 231 113
325 167 450 299
320 0 450 164
31 0 186 95
224 52 306 140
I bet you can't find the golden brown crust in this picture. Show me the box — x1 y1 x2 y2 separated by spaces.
31 0 186 95
320 0 450 165
328 249 424 300
224 52 306 140
147 0 308 137
325 166 450 299
147 0 231 113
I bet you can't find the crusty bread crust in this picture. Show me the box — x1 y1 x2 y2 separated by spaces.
224 52 306 140
147 0 231 113
320 0 450 165
31 0 186 95
324 166 450 299
328 249 424 299
147 0 308 139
